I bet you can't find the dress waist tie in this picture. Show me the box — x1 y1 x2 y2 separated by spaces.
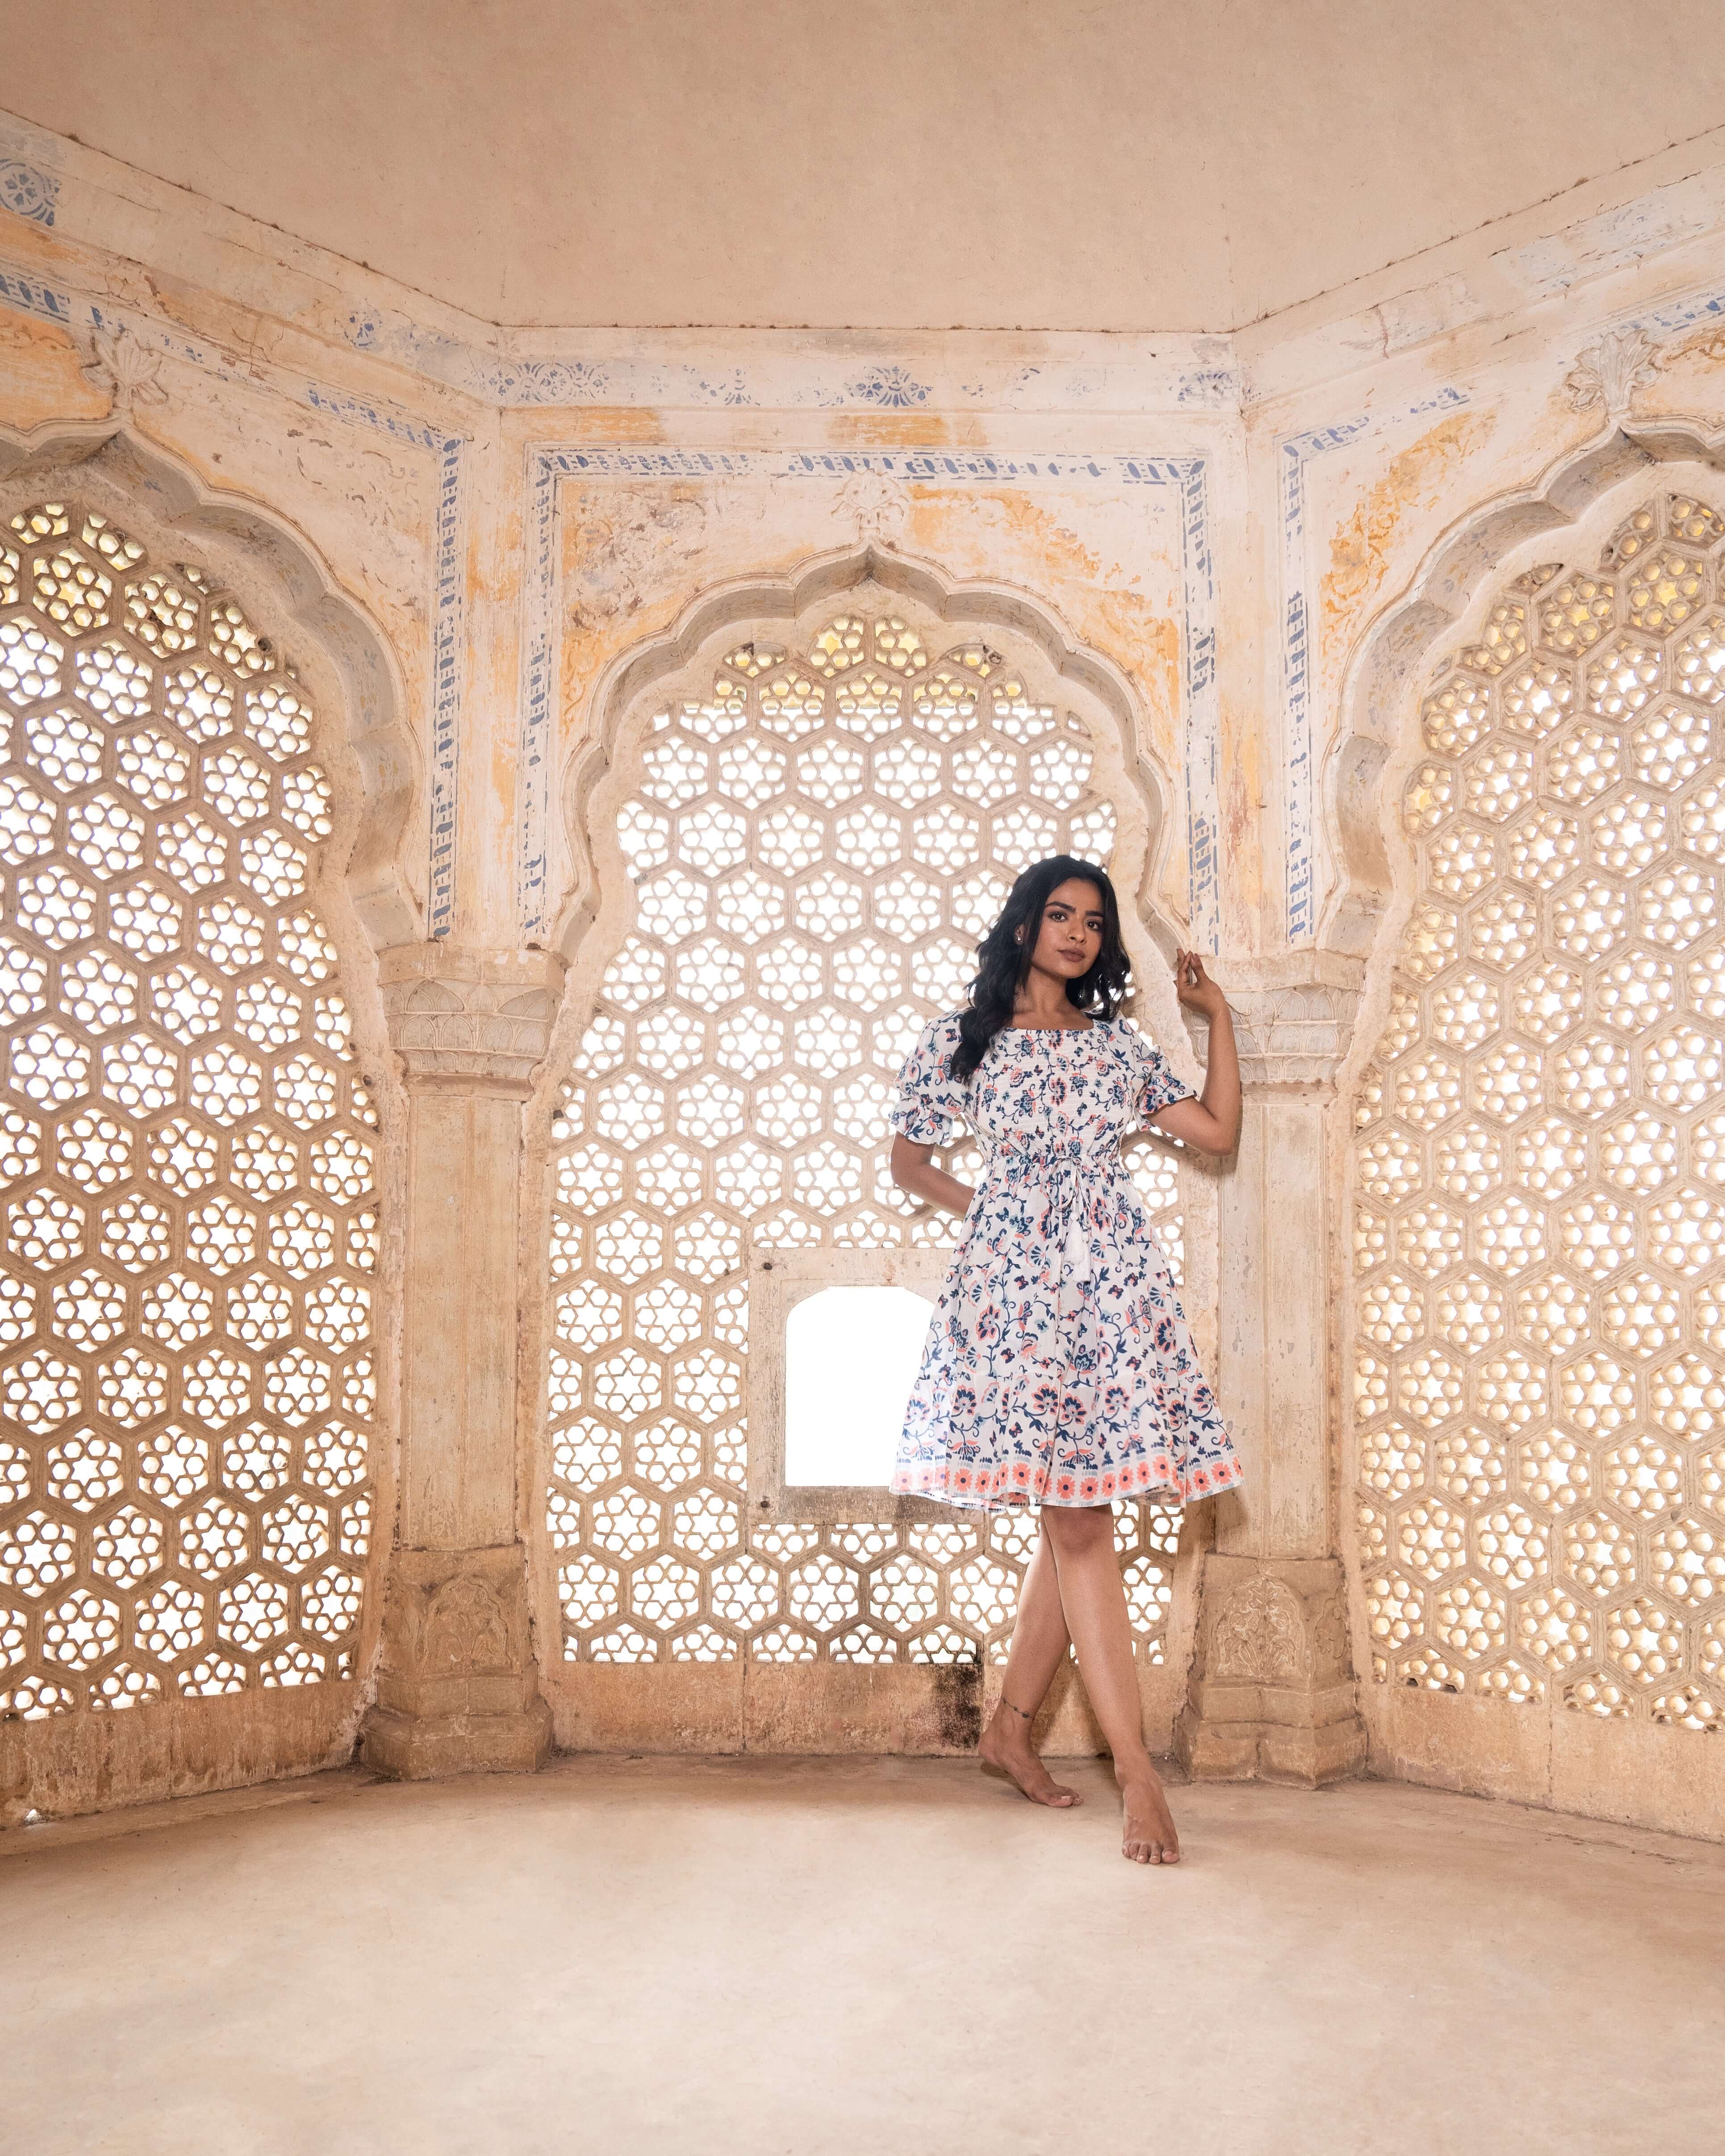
985 1148 1095 1322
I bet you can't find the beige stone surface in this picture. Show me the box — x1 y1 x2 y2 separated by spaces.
6 4 1725 332
3 1681 360 1822
548 1652 1177 1758
4 1757 1723 2156
359 948 560 1777
361 1544 551 1780
1369 1682 1725 1845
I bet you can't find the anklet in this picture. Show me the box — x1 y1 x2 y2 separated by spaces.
1000 1697 1033 1720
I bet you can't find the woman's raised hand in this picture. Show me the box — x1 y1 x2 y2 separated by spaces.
1173 948 1228 1019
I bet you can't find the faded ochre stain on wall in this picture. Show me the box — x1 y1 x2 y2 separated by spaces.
552 477 1184 767
556 485 804 745
1639 325 1725 421
911 485 1107 582
1320 410 1494 660
142 276 284 375
829 412 965 450
906 488 1182 759
549 477 1189 930
0 311 108 429
1647 321 1725 372
547 408 668 445
1220 701 1265 931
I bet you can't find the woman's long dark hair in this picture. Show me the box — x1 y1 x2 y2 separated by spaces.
949 855 1131 1081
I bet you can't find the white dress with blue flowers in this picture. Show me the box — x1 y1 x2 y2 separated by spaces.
889 1013 1242 1512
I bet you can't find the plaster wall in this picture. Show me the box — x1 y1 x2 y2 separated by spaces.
0 104 1723 1838
5 1 1725 334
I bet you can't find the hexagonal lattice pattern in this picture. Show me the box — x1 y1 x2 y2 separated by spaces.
0 502 376 1719
547 610 1181 1665
1354 501 1725 1727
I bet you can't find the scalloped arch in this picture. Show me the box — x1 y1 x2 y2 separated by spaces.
551 541 1180 964
1322 412 1725 966
0 419 423 951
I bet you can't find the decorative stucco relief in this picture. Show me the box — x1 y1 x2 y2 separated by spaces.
78 326 167 419
1563 325 1661 421
1213 1575 1308 1685
380 947 565 1092
523 447 1214 951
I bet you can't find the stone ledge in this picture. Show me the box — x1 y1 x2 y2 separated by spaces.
1 1681 362 1825
362 1699 553 1780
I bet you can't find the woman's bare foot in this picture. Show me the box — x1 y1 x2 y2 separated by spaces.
978 1705 1083 1808
1119 1769 1181 1864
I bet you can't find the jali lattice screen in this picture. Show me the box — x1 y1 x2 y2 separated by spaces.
0 500 379 1719
1354 493 1725 1731
547 606 1183 1672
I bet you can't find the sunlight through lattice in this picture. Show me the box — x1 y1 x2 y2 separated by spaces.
547 609 1180 1670
0 503 376 1720
1354 500 1725 1730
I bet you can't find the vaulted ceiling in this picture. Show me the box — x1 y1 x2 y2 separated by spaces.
8 0 1725 332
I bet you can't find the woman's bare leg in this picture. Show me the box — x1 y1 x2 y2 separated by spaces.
1041 1505 1180 1864
978 1521 1082 1806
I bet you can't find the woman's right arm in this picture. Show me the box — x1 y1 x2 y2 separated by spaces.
889 1135 974 1218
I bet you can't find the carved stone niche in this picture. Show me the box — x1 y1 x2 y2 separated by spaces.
1175 1555 1367 1786
362 1547 553 1779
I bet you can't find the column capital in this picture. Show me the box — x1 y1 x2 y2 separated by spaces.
1213 951 1366 1095
380 944 567 1096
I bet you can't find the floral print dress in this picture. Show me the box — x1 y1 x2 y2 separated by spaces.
889 1013 1243 1511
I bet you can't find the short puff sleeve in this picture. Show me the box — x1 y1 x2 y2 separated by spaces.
889 1016 967 1146
1124 1021 1195 1128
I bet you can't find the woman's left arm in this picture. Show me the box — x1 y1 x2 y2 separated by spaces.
1148 951 1241 1158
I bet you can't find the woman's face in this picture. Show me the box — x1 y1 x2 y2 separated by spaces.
1026 877 1105 982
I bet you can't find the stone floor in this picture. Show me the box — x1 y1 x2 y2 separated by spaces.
3 1754 1721 2156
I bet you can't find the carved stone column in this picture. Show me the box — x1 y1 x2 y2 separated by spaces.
360 947 564 1778
1175 954 1371 1786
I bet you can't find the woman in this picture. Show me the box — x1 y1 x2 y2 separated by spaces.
888 855 1242 1866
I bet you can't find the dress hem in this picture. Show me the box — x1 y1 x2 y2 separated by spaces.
890 1450 1245 1515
